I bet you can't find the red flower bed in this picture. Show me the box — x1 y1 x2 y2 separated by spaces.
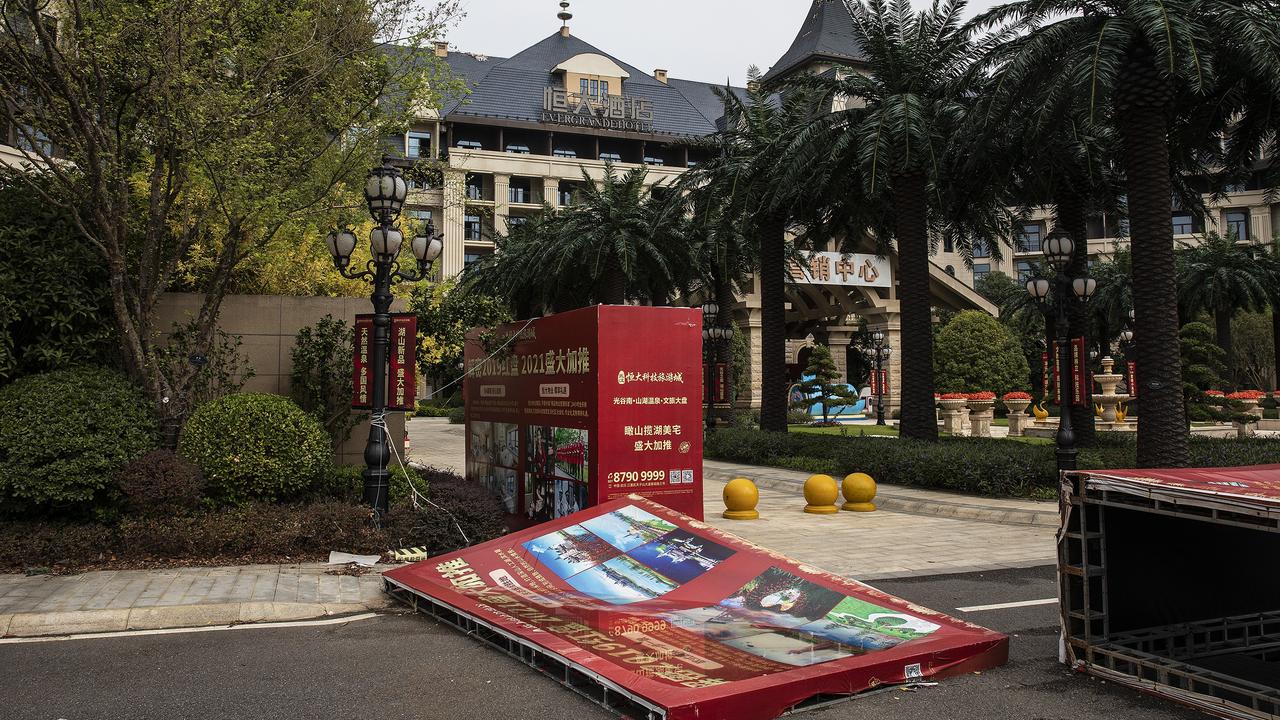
1002 391 1033 401
1205 390 1225 397
968 391 996 401
1227 390 1266 400
938 392 968 400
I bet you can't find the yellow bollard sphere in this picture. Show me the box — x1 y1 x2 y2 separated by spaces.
842 472 878 512
722 478 760 520
803 474 840 514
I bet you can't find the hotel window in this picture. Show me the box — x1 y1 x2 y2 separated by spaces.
643 156 665 166
973 263 991 283
406 131 431 158
456 139 482 150
464 214 483 241
1172 212 1198 234
1225 210 1250 240
1016 261 1034 282
553 148 577 158
406 209 432 223
600 81 609 97
13 124 51 155
580 78 588 96
1017 223 1042 253
943 236 954 253
508 216 528 228
945 265 955 277
590 79 598 97
972 238 991 258
464 248 493 267
504 144 530 154
599 152 621 162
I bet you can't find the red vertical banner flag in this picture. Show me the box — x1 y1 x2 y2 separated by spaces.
713 362 729 405
352 314 373 409
1127 360 1138 398
1071 337 1089 406
871 369 889 397
1042 351 1052 401
388 313 417 411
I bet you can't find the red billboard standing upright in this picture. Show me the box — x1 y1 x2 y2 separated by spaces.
463 306 704 523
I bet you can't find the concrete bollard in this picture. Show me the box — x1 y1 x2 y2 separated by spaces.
841 472 877 512
803 474 840 514
722 477 760 520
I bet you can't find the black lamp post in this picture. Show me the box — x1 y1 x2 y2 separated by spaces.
863 330 891 425
326 161 443 521
1025 231 1096 473
701 301 733 431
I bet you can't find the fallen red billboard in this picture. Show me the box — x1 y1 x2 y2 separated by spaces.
463 305 704 524
384 496 1008 720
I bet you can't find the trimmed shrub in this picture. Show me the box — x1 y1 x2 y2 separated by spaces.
447 407 465 424
386 469 508 555
179 393 330 505
116 449 205 516
934 310 1029 398
0 368 156 516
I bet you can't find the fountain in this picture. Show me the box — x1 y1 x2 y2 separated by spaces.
1092 356 1134 431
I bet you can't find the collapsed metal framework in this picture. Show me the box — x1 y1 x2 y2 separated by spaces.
1060 472 1280 719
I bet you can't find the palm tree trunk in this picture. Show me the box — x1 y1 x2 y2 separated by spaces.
715 275 736 424
1116 57 1189 468
1057 192 1096 446
1216 306 1235 390
600 254 626 305
893 169 938 441
759 215 788 432
1272 304 1280 389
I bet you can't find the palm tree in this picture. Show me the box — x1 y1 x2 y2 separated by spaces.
777 0 1004 441
1088 249 1134 356
1176 233 1272 388
685 78 816 432
970 0 1280 467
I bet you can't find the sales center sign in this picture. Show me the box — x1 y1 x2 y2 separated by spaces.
464 306 703 522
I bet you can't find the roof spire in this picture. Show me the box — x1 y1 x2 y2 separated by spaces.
557 2 572 37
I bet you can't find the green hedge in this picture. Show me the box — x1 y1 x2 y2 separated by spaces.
705 428 1280 498
0 368 156 515
179 393 330 505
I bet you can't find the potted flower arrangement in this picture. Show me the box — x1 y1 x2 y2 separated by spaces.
1227 390 1266 418
938 392 969 412
966 391 997 412
1001 391 1033 415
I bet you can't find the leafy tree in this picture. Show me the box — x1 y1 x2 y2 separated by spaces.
970 0 1280 467
934 310 1030 398
792 345 859 424
1177 233 1272 388
1180 322 1226 393
413 281 511 387
0 171 115 381
0 0 461 439
780 0 1010 441
1230 311 1275 391
291 316 361 449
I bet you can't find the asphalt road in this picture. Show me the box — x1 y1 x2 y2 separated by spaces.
0 565 1206 720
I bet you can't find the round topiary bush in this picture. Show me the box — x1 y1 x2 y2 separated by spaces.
933 310 1030 398
0 367 157 515
179 393 330 505
116 449 205 516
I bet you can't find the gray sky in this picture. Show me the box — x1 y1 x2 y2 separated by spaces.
441 0 1003 87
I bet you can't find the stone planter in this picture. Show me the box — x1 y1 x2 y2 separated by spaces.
967 399 995 437
938 398 969 435
1239 400 1262 420
1004 399 1031 437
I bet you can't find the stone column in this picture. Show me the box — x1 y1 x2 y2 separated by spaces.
1251 206 1273 244
493 173 511 236
542 177 559 208
739 307 764 410
440 170 466 280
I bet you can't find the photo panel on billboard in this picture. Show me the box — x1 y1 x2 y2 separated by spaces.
565 554 680 605
580 504 677 553
626 530 735 585
522 524 621 580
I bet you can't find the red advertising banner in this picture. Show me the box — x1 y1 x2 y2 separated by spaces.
463 306 704 523
1126 360 1137 398
384 496 1008 720
1050 339 1090 407
388 313 417 411
712 363 729 406
351 315 373 409
869 369 889 396
1042 350 1052 400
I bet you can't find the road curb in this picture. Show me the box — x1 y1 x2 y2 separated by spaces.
704 465 1057 528
1 599 390 638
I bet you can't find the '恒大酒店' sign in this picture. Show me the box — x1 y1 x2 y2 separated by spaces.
542 88 654 133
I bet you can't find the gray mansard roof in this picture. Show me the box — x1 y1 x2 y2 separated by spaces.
761 0 867 86
439 32 746 138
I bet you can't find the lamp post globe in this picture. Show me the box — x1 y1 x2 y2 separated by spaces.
327 160 442 522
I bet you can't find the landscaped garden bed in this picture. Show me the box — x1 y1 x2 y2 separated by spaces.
706 427 1280 499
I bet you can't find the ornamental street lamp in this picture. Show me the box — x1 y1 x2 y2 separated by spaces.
326 161 443 521
701 301 734 431
1026 231 1096 473
862 330 891 426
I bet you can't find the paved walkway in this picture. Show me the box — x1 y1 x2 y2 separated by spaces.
0 564 387 637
